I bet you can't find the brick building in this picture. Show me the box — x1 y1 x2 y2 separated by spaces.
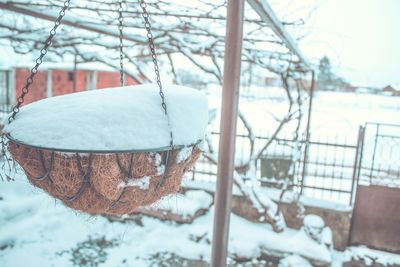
0 63 140 112
383 85 400 96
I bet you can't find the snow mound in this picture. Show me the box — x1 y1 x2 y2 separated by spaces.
3 84 208 151
303 214 324 228
344 246 400 266
148 190 213 219
279 254 312 267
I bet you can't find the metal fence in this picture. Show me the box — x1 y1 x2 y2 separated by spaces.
190 123 400 206
190 127 370 205
359 123 400 187
190 132 361 205
300 134 361 205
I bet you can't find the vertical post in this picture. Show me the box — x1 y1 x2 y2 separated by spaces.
9 68 16 109
73 54 78 92
86 71 97 90
350 126 364 205
300 71 315 194
356 127 365 186
369 124 380 181
5 70 10 110
46 69 53 98
347 126 365 246
211 1 245 266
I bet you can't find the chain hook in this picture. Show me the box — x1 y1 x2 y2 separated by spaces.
139 0 174 150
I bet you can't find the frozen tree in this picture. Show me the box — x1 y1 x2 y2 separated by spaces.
318 56 334 82
0 0 312 80
317 56 346 91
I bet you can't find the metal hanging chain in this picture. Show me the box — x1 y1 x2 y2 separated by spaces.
139 0 174 148
8 0 71 124
118 0 124 86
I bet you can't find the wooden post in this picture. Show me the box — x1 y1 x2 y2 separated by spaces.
211 1 245 266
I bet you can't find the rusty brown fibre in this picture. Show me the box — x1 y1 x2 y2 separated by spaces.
8 141 201 216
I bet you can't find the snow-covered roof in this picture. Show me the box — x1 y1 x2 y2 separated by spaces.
14 61 117 72
0 45 25 70
0 44 120 72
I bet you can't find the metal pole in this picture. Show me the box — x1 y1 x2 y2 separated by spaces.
356 127 365 185
211 1 245 266
349 126 364 205
369 124 380 181
300 70 315 194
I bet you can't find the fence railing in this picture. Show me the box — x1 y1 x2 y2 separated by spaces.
190 127 367 205
359 123 400 187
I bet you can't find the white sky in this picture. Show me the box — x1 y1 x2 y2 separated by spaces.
298 0 400 88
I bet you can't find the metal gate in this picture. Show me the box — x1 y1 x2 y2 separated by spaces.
358 122 400 187
350 122 400 253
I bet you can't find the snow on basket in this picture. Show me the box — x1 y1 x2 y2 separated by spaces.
3 84 208 216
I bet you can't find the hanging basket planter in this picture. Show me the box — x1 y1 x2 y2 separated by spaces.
1 0 210 216
4 85 208 216
7 142 201 216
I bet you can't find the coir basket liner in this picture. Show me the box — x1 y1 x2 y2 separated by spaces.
3 85 208 216
8 141 201 216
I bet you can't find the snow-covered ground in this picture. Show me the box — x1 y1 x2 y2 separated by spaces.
0 176 330 266
1 176 400 266
208 84 400 141
1 86 400 266
203 85 400 204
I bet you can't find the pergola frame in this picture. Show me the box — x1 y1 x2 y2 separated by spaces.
0 0 314 265
212 1 314 266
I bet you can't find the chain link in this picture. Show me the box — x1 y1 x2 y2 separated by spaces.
8 0 174 150
118 0 124 86
139 0 174 148
8 0 71 124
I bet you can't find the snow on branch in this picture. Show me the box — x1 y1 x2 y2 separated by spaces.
0 0 311 81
